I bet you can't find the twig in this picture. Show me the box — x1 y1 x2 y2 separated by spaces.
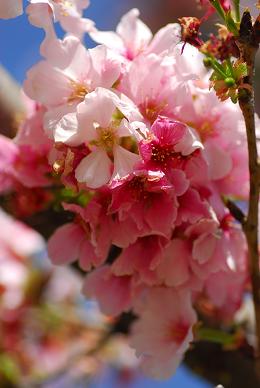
223 197 246 224
236 10 260 375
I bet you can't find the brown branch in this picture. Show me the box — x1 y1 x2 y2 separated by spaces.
0 65 25 138
222 197 246 224
236 11 260 375
186 342 260 388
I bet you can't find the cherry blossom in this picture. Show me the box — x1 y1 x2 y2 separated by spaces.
27 0 92 37
74 88 141 188
130 288 197 379
1 1 255 380
0 0 23 19
90 8 181 61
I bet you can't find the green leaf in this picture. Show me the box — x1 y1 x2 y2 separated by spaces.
209 0 226 20
233 0 240 22
225 10 239 36
197 327 236 345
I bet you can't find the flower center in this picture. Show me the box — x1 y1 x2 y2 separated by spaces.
150 142 189 169
196 121 215 142
151 144 175 164
89 124 119 152
99 129 116 149
127 176 147 200
52 0 74 16
139 98 169 124
68 81 88 104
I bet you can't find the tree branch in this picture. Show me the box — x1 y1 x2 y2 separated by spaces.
236 11 260 375
0 65 25 138
222 197 246 224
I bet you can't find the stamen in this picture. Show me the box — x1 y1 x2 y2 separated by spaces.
68 81 88 104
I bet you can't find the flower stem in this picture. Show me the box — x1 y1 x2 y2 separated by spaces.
209 0 226 20
233 0 240 22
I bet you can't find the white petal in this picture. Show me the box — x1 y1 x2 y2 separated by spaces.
44 105 80 144
174 126 203 155
89 30 125 52
147 23 181 55
116 8 152 56
204 142 233 180
78 87 116 131
112 145 140 181
117 118 133 137
114 92 143 122
24 61 72 107
75 148 112 188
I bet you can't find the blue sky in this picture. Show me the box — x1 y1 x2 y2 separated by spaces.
89 365 213 388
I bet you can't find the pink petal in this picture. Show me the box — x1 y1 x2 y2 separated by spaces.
90 30 125 53
48 223 85 265
145 193 177 237
157 239 190 287
116 8 152 58
0 0 23 19
82 266 132 316
78 239 98 271
176 188 209 225
151 117 186 146
77 87 116 131
24 62 71 107
192 234 217 264
147 23 181 55
205 142 233 180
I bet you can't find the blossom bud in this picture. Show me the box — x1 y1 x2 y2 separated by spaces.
224 77 235 87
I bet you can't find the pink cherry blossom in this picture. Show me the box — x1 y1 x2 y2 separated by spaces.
74 88 141 188
0 209 44 310
0 0 23 19
0 132 51 192
48 199 112 270
205 267 248 320
130 288 197 379
175 78 249 198
139 116 205 186
118 53 194 125
109 169 179 238
27 0 92 37
82 265 132 316
186 214 243 280
112 235 168 286
156 238 201 290
90 8 180 60
24 38 121 108
0 208 45 258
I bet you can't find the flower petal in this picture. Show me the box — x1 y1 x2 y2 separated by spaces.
112 145 140 181
75 148 112 188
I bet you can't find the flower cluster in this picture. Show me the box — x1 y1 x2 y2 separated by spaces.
0 1 252 379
